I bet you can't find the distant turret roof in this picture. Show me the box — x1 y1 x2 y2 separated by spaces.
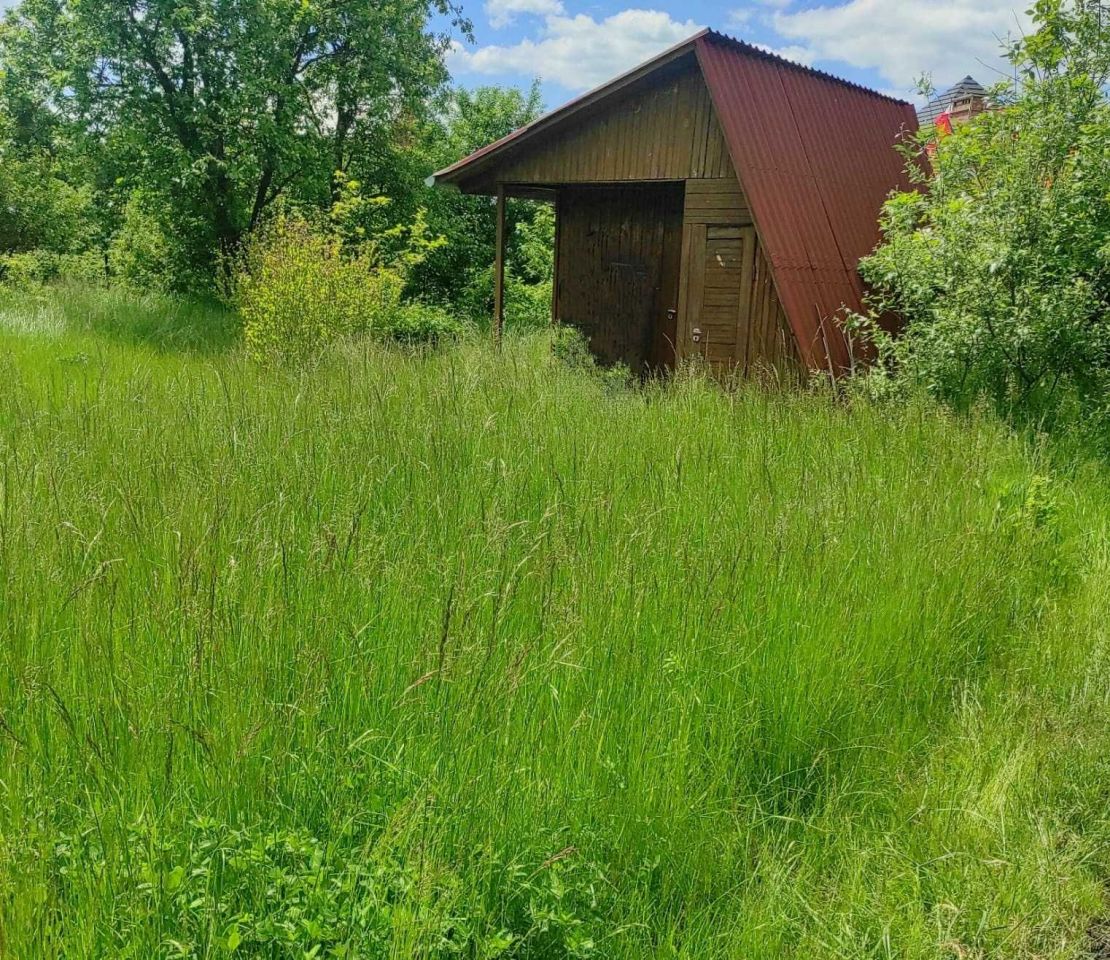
917 76 988 124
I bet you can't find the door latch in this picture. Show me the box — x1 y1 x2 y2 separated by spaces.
691 327 702 344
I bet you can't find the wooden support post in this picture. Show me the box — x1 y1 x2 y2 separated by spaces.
550 193 560 328
493 184 506 350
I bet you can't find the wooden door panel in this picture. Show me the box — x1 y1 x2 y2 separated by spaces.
681 224 756 368
555 184 684 373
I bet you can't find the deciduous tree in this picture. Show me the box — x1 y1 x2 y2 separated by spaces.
1 0 469 285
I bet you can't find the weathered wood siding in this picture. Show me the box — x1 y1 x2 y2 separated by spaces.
677 178 799 373
493 66 734 185
746 242 800 375
555 185 683 372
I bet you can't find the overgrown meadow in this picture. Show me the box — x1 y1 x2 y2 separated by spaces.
1 285 1110 958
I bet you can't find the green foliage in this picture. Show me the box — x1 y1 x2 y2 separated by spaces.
551 323 597 369
0 0 469 288
551 324 634 391
453 197 556 331
0 249 104 286
0 152 95 255
0 0 550 306
458 264 553 331
330 177 448 272
857 0 1110 447
513 202 555 287
235 214 407 363
98 818 500 957
235 208 461 362
107 191 217 293
390 301 467 347
411 83 550 314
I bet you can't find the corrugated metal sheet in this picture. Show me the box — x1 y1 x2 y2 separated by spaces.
695 32 919 370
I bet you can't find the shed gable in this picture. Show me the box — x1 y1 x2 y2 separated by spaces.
456 62 734 190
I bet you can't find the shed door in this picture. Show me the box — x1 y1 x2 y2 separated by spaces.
680 225 756 368
554 185 684 373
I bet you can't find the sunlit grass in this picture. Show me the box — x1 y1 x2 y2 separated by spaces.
0 285 1108 958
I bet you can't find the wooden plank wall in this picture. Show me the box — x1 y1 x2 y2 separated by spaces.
555 185 684 372
492 66 734 185
677 178 799 374
747 242 800 376
683 178 751 225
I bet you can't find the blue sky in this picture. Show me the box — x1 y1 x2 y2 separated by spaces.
443 0 1032 108
0 0 1030 109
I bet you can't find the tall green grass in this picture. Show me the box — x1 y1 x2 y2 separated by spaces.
1 286 1108 958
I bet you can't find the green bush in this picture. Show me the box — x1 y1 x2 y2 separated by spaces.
235 212 467 362
0 153 96 256
0 250 106 287
457 266 552 330
453 204 554 331
551 324 633 391
108 191 216 294
856 2 1110 448
551 323 595 370
235 214 407 363
389 301 467 346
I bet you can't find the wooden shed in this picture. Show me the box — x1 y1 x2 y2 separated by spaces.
430 30 919 375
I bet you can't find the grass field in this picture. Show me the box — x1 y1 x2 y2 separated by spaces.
2 284 1110 958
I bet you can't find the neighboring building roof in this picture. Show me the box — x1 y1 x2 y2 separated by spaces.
917 76 988 124
432 29 919 372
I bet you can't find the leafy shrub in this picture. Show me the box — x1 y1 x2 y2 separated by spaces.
235 214 407 363
456 265 552 330
551 324 596 370
0 153 96 255
551 324 633 391
856 2 1110 448
235 204 464 362
507 273 553 329
108 191 216 294
0 250 106 287
107 194 174 291
330 178 447 271
453 205 554 330
508 202 555 329
389 302 467 346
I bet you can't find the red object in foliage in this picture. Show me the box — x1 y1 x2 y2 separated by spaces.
935 109 954 137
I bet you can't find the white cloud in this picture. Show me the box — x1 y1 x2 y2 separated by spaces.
449 9 704 92
485 0 565 30
751 42 815 66
771 0 1030 95
729 0 793 29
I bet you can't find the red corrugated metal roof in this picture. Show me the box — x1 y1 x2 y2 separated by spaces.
695 32 919 370
432 29 919 372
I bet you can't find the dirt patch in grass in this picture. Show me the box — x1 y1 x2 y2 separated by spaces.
1089 920 1110 959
